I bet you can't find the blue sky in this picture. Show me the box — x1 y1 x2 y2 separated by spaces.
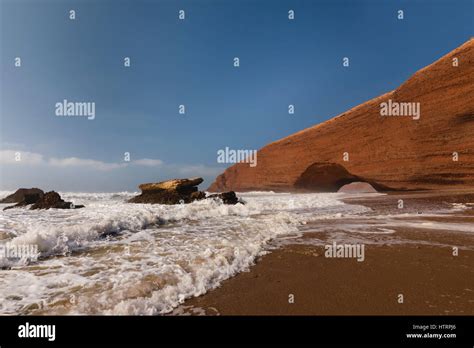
1 0 472 192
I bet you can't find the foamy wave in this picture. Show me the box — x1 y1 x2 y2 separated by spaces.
0 191 358 314
2 192 347 257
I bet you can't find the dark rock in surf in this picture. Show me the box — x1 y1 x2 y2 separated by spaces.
30 191 83 210
4 191 84 211
190 191 206 201
0 188 44 204
207 191 241 205
3 193 43 210
129 190 196 205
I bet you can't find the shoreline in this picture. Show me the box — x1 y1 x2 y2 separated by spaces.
175 190 474 315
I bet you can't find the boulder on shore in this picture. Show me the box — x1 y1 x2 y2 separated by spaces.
0 188 44 204
3 191 85 210
128 177 241 205
337 182 378 193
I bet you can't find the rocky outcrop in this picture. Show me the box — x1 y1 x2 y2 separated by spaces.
128 177 241 205
0 188 44 203
129 178 204 204
2 193 43 210
337 182 378 193
139 177 203 193
31 191 85 210
3 191 84 210
209 39 474 192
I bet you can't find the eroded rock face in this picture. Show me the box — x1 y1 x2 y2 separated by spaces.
209 39 474 192
128 178 241 205
129 177 204 204
0 188 44 203
139 178 203 192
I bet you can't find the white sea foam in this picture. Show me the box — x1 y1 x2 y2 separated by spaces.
0 191 362 315
0 191 470 315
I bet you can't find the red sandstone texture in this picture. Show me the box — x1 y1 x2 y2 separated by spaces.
209 39 474 192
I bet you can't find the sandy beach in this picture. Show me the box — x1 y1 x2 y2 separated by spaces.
177 191 474 315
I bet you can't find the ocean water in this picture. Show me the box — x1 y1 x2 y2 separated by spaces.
0 191 470 315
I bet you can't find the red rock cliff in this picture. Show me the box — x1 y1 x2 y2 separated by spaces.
209 39 474 192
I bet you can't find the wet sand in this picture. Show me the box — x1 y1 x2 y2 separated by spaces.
177 190 474 315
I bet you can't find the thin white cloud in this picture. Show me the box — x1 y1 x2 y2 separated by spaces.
0 150 220 183
48 157 127 171
0 150 130 171
175 164 224 177
0 150 44 165
132 158 163 166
